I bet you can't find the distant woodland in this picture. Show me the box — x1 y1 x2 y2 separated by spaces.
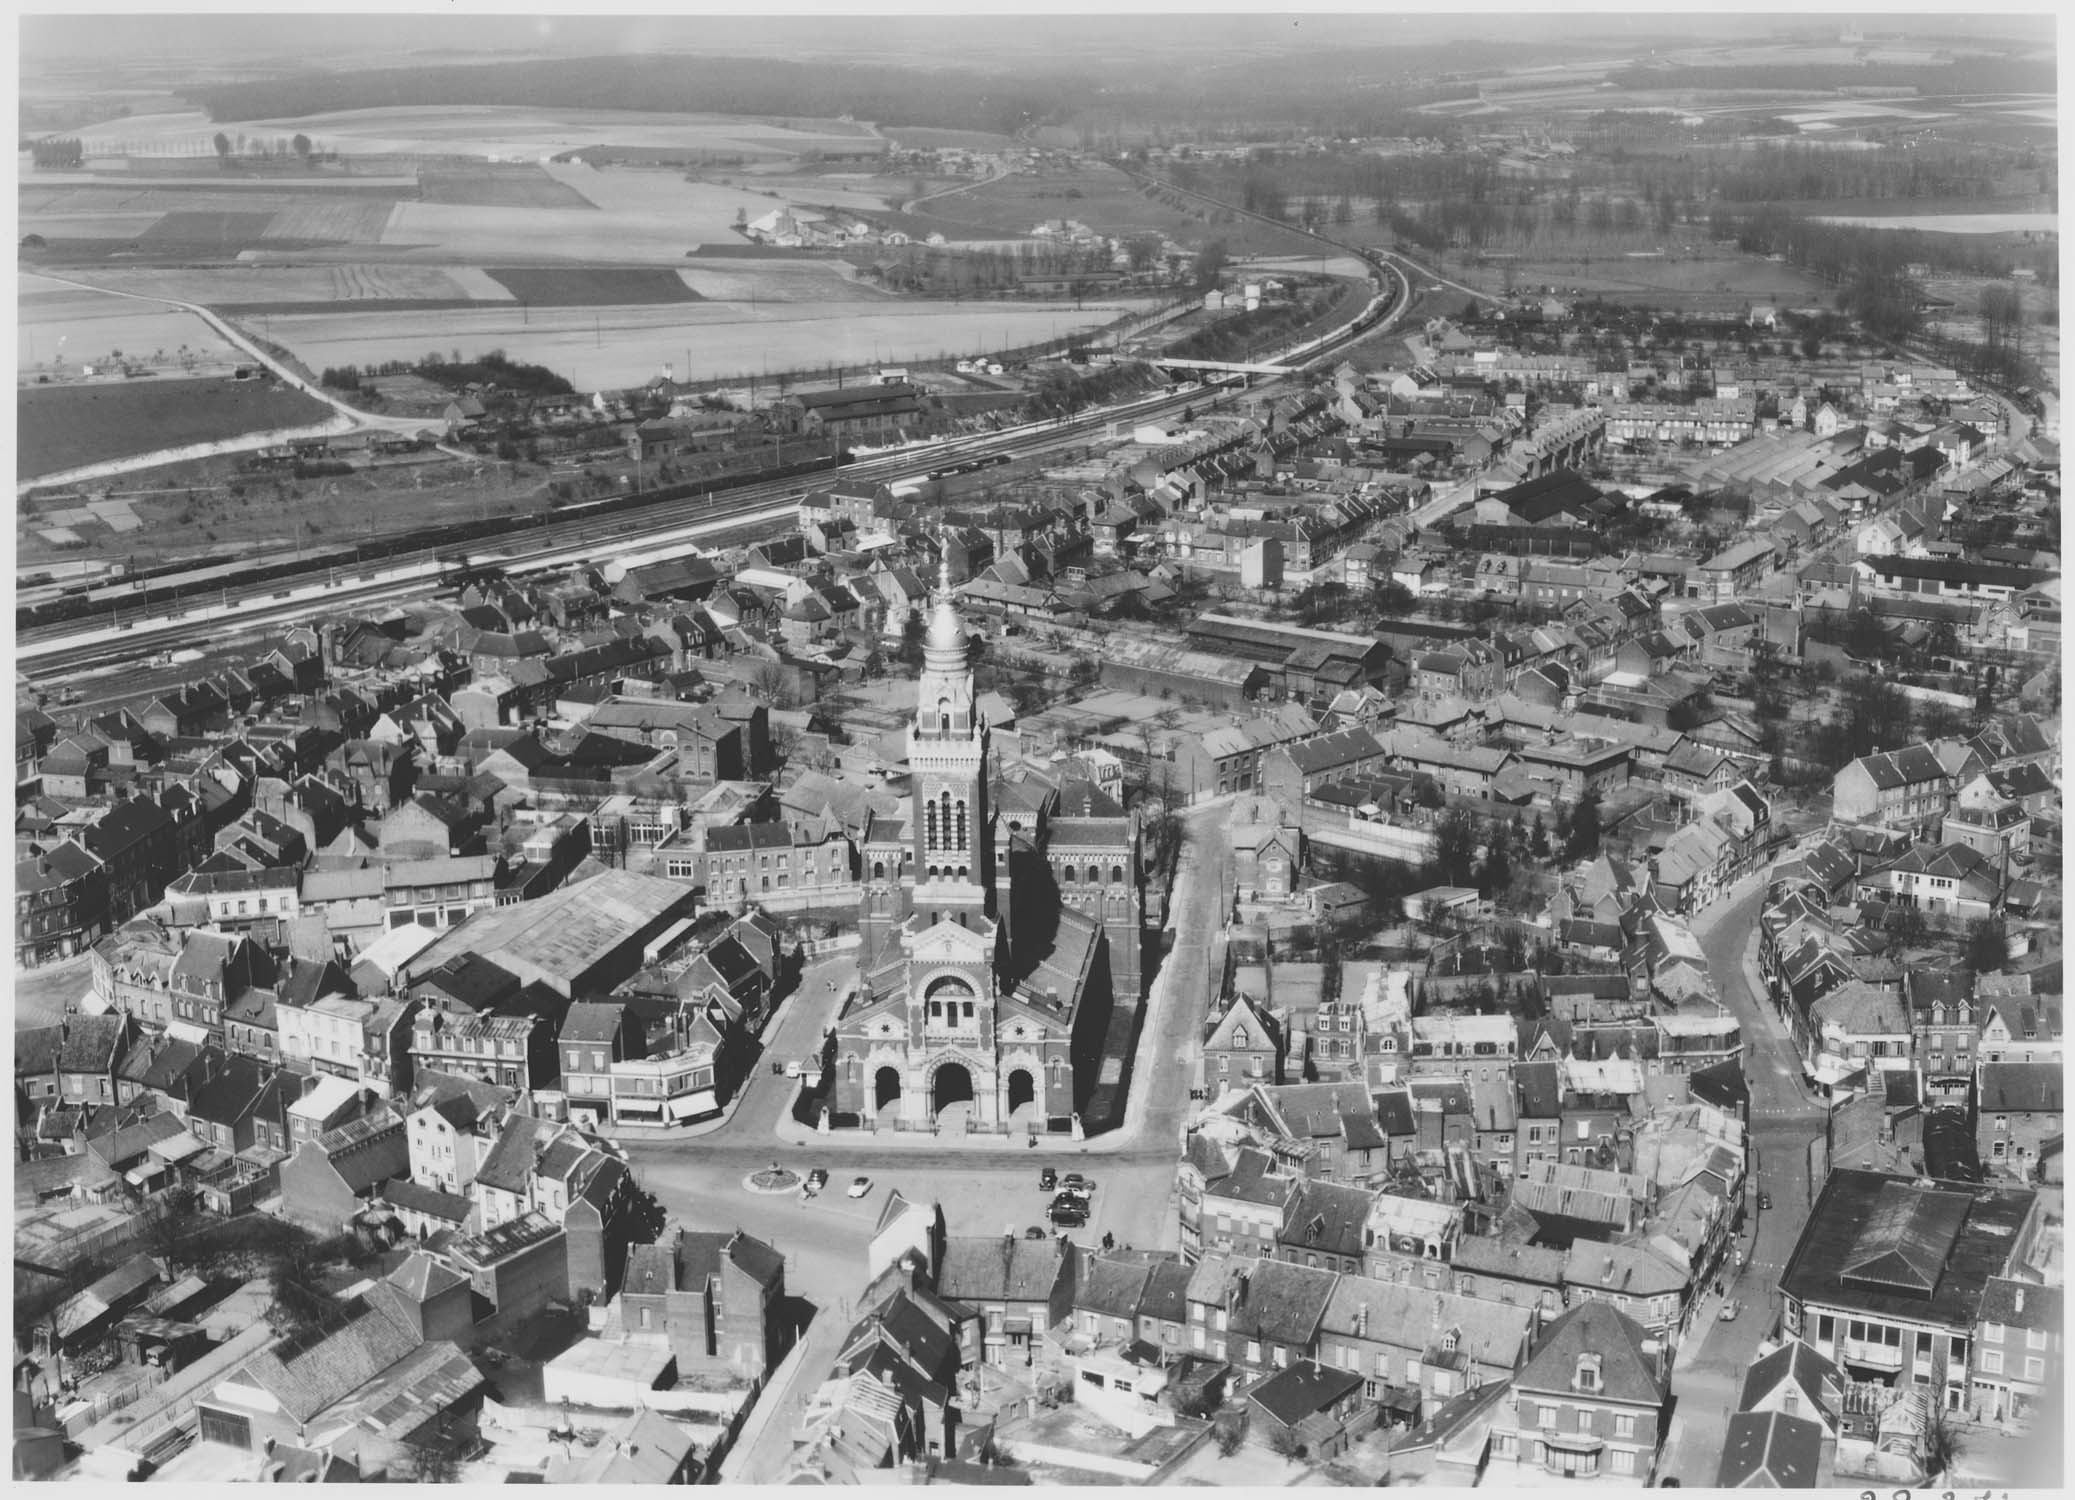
183 55 1081 135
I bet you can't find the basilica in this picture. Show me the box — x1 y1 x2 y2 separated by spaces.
829 581 1142 1134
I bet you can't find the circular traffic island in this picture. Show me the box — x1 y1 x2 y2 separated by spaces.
743 1164 802 1195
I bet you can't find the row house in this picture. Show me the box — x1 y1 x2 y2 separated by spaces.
16 841 112 969
410 1008 556 1098
1853 841 2001 922
1904 969 1977 1104
1182 1252 1337 1381
1069 1249 1194 1354
1975 988 2060 1064
1831 742 1961 833
1315 1276 1536 1421
668 817 856 899
1974 1062 2059 1180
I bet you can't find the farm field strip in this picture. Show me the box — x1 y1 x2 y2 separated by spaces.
260 200 398 241
254 297 1162 391
71 105 881 161
482 266 705 306
28 264 492 305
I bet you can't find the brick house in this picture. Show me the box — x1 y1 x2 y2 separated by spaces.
1486 1301 1668 1483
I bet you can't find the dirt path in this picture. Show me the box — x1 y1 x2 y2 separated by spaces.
22 271 425 434
899 160 1009 215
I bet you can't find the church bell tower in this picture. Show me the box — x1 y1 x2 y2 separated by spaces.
908 561 992 927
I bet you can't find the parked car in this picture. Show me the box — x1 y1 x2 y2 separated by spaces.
1038 1167 1057 1191
1062 1174 1094 1194
1024 1225 1048 1240
848 1176 872 1199
785 1060 803 1078
1718 1299 1741 1323
806 1168 829 1192
1048 1203 1087 1228
1758 1191 1773 1211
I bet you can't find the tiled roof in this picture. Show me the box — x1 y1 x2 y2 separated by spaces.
938 1235 1068 1304
1513 1301 1664 1405
1717 1411 1827 1488
232 1308 422 1424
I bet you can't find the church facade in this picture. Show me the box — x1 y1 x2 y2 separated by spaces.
830 584 1141 1133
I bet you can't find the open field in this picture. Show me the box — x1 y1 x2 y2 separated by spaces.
29 263 508 306
482 267 704 306
708 170 912 217
17 375 331 479
881 127 1016 151
19 274 237 373
910 163 1319 256
251 297 1160 391
70 105 882 163
333 163 828 260
1809 212 2058 235
419 167 596 208
1443 249 1828 308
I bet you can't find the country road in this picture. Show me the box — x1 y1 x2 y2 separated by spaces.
19 270 432 492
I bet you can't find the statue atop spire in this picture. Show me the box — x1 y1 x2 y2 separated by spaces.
926 513 966 666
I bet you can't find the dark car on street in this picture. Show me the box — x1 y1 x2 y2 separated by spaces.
1038 1167 1057 1191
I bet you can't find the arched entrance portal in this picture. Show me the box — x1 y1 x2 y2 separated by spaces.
874 1067 903 1112
1007 1068 1036 1115
931 1062 975 1119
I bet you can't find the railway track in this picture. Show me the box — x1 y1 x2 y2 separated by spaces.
24 238 1410 682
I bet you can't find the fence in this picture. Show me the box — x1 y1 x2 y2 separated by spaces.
57 1366 167 1436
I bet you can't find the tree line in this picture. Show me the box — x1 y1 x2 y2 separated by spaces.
318 349 575 398
28 137 82 168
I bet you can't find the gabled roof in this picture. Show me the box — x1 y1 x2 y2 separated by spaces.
937 1235 1068 1305
1717 1411 1828 1488
227 1308 422 1424
1739 1338 1841 1418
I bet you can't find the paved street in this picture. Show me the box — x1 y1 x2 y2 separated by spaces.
1658 872 1828 1486
620 799 1235 1478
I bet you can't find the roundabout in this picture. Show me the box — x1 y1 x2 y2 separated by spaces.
742 1163 803 1195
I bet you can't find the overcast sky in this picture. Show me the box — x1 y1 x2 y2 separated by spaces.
21 7 2055 72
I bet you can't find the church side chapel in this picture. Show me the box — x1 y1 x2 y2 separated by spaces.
831 570 1142 1135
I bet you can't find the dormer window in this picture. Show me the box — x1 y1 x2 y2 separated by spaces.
1574 1353 1602 1393
1234 1027 1249 1049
